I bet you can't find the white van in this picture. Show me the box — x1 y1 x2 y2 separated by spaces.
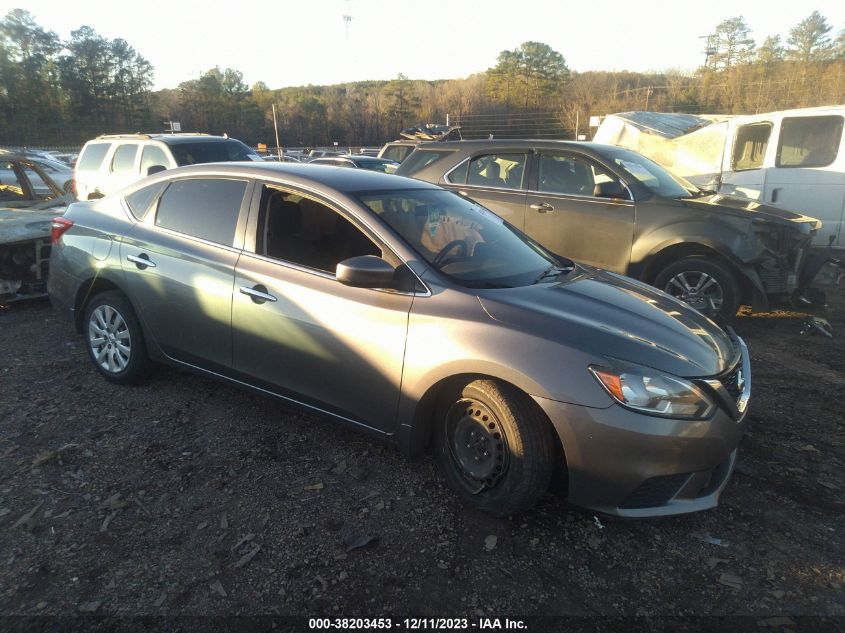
594 106 845 247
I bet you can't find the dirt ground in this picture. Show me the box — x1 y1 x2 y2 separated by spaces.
0 285 843 626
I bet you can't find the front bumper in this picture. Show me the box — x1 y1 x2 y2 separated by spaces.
534 340 751 518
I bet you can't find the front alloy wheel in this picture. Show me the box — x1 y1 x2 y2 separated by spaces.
664 270 724 313
653 257 740 319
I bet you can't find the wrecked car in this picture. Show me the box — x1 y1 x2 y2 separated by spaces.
0 155 72 302
593 107 845 248
396 140 822 318
48 163 750 517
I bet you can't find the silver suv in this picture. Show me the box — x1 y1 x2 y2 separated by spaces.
74 133 261 200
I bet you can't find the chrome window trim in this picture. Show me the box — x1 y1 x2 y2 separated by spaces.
524 188 635 205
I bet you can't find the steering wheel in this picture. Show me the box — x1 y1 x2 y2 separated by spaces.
432 239 468 267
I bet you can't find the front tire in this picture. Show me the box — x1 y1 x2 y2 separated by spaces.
653 256 740 319
83 291 150 384
434 379 556 517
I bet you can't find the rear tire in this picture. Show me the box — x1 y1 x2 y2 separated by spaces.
433 379 556 517
83 291 151 384
653 256 740 319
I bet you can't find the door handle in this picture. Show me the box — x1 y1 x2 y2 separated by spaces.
530 202 555 213
771 188 781 203
239 285 277 304
127 254 156 269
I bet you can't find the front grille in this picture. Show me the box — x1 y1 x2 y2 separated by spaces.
618 473 691 509
719 362 742 401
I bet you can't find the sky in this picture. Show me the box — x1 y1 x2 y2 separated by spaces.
4 0 845 90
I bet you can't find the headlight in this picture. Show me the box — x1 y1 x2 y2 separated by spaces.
589 363 714 420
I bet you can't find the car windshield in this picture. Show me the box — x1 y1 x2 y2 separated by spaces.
356 159 398 173
357 189 565 288
602 147 699 199
169 140 255 166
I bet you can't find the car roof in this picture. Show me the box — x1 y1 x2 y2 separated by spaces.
89 134 241 146
417 139 625 155
151 161 435 193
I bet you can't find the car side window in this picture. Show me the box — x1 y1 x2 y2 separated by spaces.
21 166 53 199
154 178 247 246
111 144 138 174
733 122 772 171
463 153 526 189
538 154 618 197
125 182 166 220
257 185 380 274
77 143 111 171
0 161 28 201
140 146 170 174
776 115 844 168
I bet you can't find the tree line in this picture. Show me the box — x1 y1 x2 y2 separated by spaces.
0 8 843 149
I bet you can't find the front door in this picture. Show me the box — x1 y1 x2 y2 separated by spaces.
232 184 413 433
524 151 634 272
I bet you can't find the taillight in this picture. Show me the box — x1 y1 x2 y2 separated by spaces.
51 217 74 244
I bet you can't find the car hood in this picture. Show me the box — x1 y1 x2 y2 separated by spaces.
680 193 821 230
477 266 738 378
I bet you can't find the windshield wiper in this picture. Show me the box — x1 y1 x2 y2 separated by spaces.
533 265 571 284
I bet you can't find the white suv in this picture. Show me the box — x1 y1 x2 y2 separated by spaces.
74 133 262 200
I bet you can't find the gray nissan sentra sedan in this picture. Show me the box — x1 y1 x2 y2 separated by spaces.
47 162 751 517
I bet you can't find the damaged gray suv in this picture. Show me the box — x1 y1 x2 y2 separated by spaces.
397 140 822 318
48 163 750 517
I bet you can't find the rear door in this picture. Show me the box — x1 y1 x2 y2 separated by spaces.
232 183 413 432
120 176 252 371
524 151 634 271
441 151 528 229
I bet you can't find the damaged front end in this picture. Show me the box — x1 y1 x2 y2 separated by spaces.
746 217 831 311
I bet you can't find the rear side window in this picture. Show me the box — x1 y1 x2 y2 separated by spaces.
155 178 247 245
77 143 111 171
733 122 772 171
400 149 454 175
457 153 527 189
381 145 415 163
125 182 166 220
140 145 170 174
776 116 844 168
111 145 138 174
168 140 254 166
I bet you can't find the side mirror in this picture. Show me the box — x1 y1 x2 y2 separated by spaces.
593 180 628 200
336 255 396 288
145 165 167 176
